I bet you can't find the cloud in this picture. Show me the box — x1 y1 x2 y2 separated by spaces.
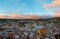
9 14 40 19
43 0 60 8
0 13 40 19
53 10 60 17
25 14 40 19
0 14 9 18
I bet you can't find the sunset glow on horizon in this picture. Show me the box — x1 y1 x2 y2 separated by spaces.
0 0 60 19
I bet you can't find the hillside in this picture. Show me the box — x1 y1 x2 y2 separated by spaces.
0 17 60 22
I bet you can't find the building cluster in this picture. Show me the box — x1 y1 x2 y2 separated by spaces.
0 19 60 39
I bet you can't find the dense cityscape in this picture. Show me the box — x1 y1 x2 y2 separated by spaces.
0 18 60 39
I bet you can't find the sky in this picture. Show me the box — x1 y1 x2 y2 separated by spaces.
0 0 60 19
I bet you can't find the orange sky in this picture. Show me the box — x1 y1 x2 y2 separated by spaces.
0 14 40 19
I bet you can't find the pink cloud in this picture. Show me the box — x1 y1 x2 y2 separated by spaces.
27 14 40 19
9 14 23 18
0 14 9 18
43 0 60 8
53 10 60 17
0 14 40 19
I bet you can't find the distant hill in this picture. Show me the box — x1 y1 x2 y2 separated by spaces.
0 17 60 22
40 15 53 19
